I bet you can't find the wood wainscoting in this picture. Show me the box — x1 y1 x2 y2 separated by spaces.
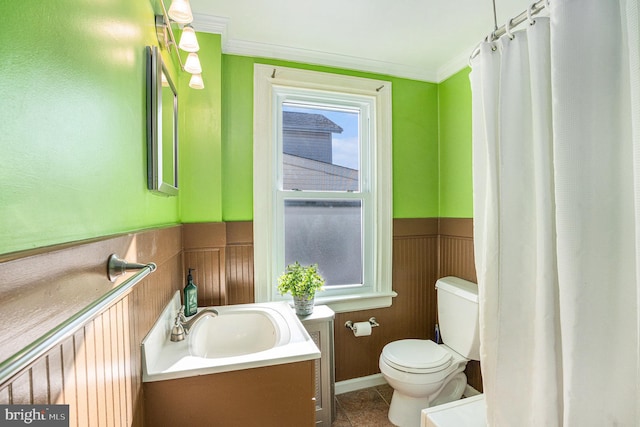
0 222 256 427
0 226 183 427
438 218 482 392
334 219 439 381
182 221 254 306
181 219 482 389
0 218 480 427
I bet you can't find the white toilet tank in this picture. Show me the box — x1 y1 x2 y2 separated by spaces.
436 276 480 360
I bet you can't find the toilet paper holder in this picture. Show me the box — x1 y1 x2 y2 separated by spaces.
345 317 379 331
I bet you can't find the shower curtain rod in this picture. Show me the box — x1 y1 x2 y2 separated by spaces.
470 0 549 61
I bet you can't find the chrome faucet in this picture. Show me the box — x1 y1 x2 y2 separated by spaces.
170 305 219 342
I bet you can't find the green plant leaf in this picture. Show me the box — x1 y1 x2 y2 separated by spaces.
277 262 325 297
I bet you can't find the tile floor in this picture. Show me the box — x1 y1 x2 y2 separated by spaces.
332 384 396 427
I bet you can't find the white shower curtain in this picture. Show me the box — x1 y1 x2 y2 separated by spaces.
470 0 640 425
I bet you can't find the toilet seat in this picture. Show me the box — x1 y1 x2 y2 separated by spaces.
381 339 452 374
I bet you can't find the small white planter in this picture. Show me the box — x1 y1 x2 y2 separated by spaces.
293 294 315 316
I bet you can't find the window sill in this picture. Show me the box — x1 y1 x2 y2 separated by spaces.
313 291 397 313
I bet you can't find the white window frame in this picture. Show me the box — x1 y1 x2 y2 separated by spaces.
253 64 395 313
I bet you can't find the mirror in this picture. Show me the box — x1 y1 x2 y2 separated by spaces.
146 45 178 196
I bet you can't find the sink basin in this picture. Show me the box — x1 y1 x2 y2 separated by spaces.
141 292 320 382
189 307 291 358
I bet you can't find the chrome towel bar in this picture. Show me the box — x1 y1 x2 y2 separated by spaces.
0 254 156 387
108 253 156 281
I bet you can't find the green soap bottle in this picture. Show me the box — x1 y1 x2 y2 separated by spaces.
184 268 198 317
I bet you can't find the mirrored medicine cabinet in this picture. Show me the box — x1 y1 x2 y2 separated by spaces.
146 45 178 196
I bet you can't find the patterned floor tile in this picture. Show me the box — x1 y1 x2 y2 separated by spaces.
332 386 395 427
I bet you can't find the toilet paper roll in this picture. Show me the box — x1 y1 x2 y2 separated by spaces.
352 321 372 337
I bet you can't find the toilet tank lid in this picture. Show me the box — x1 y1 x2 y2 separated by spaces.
436 277 478 303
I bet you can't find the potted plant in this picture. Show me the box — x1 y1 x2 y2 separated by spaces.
277 262 325 316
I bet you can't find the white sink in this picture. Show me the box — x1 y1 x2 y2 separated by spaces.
188 306 291 358
141 292 320 382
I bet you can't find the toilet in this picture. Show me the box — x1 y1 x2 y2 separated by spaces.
379 276 480 427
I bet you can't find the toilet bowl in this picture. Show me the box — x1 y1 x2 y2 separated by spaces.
379 340 468 426
379 277 480 427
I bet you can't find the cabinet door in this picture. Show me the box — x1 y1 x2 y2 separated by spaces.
144 361 316 426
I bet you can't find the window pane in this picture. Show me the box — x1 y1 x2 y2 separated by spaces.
282 104 359 191
284 200 363 287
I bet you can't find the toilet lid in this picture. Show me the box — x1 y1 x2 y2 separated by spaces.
382 339 452 373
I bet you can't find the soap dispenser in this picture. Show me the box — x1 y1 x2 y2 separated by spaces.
184 268 198 317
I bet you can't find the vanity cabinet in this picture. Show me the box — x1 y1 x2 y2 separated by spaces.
144 360 315 426
299 305 336 426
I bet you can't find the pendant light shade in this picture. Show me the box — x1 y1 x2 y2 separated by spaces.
184 52 202 74
167 0 193 24
179 25 199 52
189 74 205 90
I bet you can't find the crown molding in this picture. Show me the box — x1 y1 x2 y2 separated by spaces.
436 47 473 82
192 13 229 39
227 39 439 82
192 13 439 83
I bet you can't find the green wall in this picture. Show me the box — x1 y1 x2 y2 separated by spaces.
438 68 473 217
179 33 223 223
0 0 223 255
221 56 440 220
0 0 473 256
221 55 255 221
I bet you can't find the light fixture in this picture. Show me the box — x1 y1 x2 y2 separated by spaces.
167 0 193 24
189 74 205 90
156 0 204 89
179 25 199 52
184 53 202 74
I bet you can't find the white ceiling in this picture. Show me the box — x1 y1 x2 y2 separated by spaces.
190 0 539 82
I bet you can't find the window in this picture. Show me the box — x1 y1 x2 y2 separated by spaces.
253 65 395 312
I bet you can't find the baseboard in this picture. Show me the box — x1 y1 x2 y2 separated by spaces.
335 374 480 398
335 373 387 395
